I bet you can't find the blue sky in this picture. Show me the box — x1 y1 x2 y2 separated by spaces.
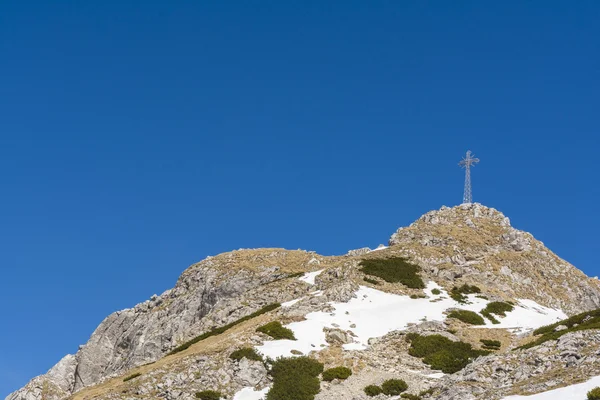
1 1 598 396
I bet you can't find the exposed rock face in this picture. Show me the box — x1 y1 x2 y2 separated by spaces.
7 250 327 400
388 203 600 314
324 328 355 345
7 204 600 400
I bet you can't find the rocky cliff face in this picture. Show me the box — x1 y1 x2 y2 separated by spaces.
7 204 600 400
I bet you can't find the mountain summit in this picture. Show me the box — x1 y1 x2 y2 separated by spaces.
8 204 600 400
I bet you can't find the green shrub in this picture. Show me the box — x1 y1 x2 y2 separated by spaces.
364 385 383 397
431 288 441 295
195 391 222 400
168 303 281 355
449 284 481 303
410 294 426 299
459 284 481 294
407 333 489 373
359 258 425 289
481 310 500 324
229 347 263 362
480 339 501 350
267 356 324 400
322 366 352 382
269 356 324 379
518 308 600 350
534 308 600 336
363 277 380 285
401 394 421 400
381 379 408 395
482 302 514 317
588 387 600 400
447 310 485 325
257 321 296 340
123 372 141 382
419 388 435 396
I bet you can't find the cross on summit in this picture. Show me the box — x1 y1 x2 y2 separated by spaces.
459 150 480 204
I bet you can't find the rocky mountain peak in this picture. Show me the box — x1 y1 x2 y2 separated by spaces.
7 204 600 400
415 203 511 228
386 203 600 315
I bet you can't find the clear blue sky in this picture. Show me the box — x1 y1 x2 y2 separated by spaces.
1 1 598 396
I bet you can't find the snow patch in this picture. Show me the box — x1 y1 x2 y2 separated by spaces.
369 245 388 252
426 372 446 379
475 299 566 333
299 270 324 285
232 386 269 400
281 298 303 308
256 282 565 360
502 375 600 399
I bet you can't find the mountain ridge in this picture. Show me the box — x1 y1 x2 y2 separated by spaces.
8 203 600 400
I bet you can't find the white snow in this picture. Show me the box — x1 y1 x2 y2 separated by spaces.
281 298 303 308
232 387 269 400
476 298 567 333
369 245 388 252
256 282 566 360
502 375 600 399
426 372 446 379
299 269 324 285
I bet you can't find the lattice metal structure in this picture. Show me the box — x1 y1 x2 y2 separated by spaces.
459 150 480 204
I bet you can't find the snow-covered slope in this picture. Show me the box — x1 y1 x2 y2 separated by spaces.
257 281 566 360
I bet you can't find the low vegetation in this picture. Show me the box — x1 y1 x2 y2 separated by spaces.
168 303 281 355
481 302 514 324
480 339 501 350
359 258 425 289
431 288 441 295
481 310 500 324
519 308 600 350
257 321 296 340
588 387 600 400
483 301 514 316
449 284 481 303
363 277 380 285
229 347 263 362
321 366 352 382
400 394 421 400
266 356 324 400
363 379 408 397
195 390 222 400
447 309 485 325
364 385 383 397
123 372 142 382
381 379 408 395
407 333 489 373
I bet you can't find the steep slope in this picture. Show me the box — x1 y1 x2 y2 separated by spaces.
7 203 600 400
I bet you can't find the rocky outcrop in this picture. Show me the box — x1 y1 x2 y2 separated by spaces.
6 250 324 400
388 203 600 314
